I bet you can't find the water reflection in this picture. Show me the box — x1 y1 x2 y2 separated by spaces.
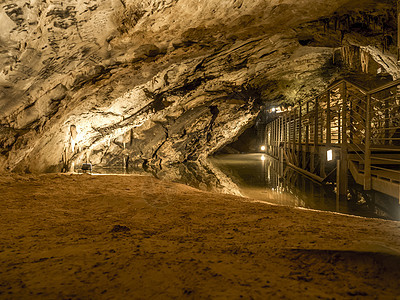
94 153 400 220
210 153 400 221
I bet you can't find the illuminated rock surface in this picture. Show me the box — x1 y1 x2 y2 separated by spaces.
0 0 398 172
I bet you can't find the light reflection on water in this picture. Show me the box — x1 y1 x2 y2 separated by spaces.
94 153 400 220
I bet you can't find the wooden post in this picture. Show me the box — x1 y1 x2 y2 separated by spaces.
298 103 302 168
272 120 275 156
339 82 348 197
320 95 326 178
275 118 278 157
338 103 341 145
277 117 280 159
311 97 319 172
270 122 273 156
267 124 270 155
320 147 326 178
298 103 302 147
292 109 296 164
273 119 275 157
304 102 309 169
385 97 389 145
326 91 331 145
278 116 281 144
274 118 278 157
349 96 354 143
266 124 269 155
398 0 400 64
276 118 279 157
283 113 287 162
279 116 284 173
364 94 372 190
336 159 341 211
288 112 292 163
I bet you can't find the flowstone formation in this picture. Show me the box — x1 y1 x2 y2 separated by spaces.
0 0 398 172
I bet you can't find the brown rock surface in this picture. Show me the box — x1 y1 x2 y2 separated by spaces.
0 174 400 298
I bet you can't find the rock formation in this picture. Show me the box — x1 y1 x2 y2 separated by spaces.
0 0 398 172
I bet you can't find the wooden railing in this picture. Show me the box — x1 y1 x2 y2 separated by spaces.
265 78 400 196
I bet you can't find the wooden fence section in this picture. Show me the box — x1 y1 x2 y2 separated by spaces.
265 79 400 201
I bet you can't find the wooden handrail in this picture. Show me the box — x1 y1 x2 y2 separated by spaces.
299 78 399 108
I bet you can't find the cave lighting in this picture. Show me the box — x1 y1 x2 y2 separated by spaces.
261 155 266 161
261 145 266 151
327 149 333 161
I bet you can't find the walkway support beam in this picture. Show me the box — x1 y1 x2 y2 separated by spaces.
312 97 319 172
339 82 348 197
364 94 372 190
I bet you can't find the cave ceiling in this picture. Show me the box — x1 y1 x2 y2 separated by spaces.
0 0 399 172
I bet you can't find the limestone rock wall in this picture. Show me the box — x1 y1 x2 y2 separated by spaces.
0 0 398 172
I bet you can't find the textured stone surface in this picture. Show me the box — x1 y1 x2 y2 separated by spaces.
0 0 399 172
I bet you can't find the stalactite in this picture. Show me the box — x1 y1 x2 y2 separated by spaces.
360 49 369 73
61 147 68 172
340 30 345 43
341 46 358 69
341 47 346 65
70 124 77 153
334 16 338 31
130 128 133 146
320 18 330 32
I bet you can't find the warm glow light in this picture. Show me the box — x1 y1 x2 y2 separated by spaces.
261 145 266 151
271 107 276 112
261 155 266 161
327 149 333 161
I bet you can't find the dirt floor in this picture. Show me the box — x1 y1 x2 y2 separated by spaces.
1 173 400 299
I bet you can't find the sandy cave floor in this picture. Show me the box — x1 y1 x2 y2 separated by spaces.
0 174 400 299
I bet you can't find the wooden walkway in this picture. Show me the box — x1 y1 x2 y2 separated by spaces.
264 78 400 202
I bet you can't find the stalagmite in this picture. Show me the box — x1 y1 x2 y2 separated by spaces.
70 125 77 152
